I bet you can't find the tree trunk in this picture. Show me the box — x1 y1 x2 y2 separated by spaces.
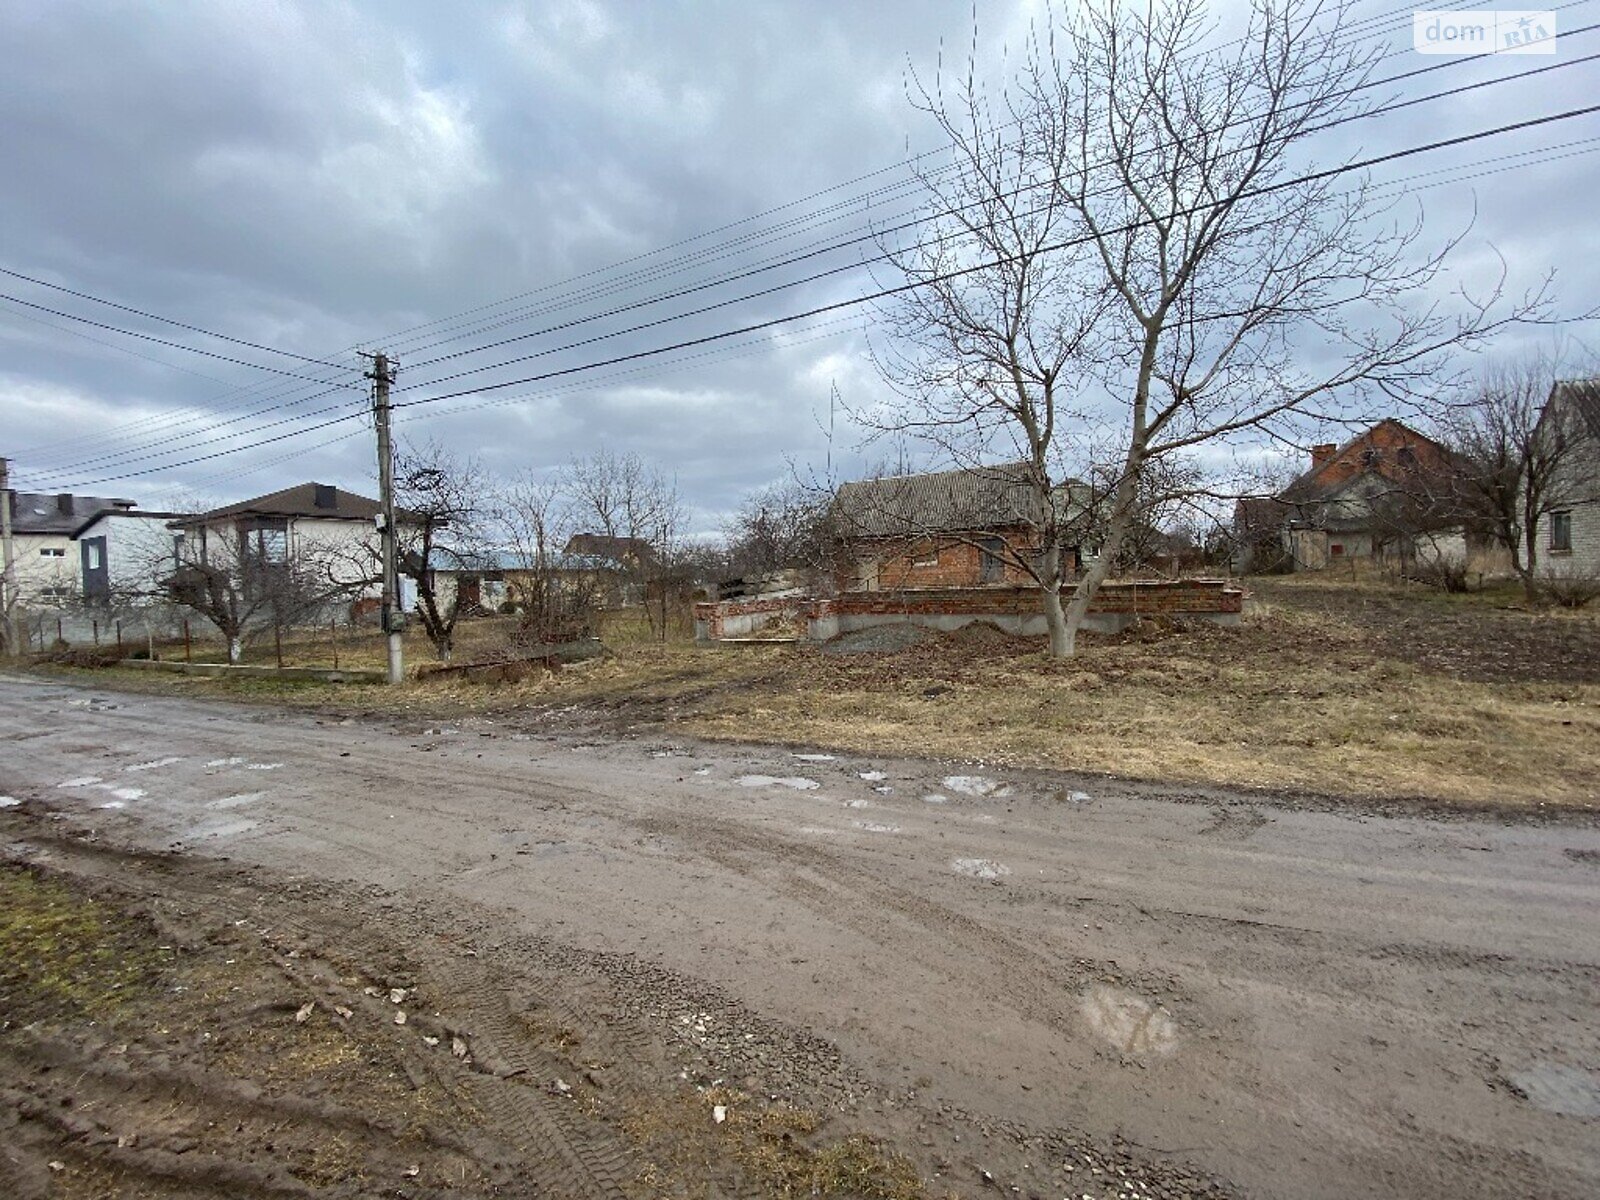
1042 585 1070 657
1058 465 1143 658
227 635 243 665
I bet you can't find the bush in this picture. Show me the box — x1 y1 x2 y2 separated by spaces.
1536 573 1600 609
1409 557 1471 593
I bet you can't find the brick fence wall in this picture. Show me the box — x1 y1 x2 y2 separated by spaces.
696 578 1244 641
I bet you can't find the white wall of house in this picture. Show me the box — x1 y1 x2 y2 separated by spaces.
8 533 79 604
74 513 185 598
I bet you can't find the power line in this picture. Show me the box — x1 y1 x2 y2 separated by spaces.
0 290 361 386
388 104 1600 412
0 265 351 369
383 55 1600 402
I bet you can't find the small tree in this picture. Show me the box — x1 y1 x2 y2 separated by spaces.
162 527 344 664
723 480 835 580
495 469 600 647
1442 359 1594 601
389 441 488 663
566 449 685 640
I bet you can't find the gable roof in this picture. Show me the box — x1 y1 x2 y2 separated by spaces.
3 491 136 536
1277 419 1456 505
562 533 655 563
188 482 381 524
71 508 191 539
1548 378 1600 441
834 462 1049 538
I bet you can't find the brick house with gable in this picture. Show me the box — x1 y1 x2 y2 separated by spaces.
1235 420 1474 572
831 463 1095 591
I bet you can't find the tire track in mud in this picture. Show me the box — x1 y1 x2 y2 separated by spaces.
0 830 640 1200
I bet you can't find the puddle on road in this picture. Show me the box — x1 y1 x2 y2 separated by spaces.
791 753 836 762
96 801 126 810
942 775 1014 798
923 794 949 804
58 777 102 789
1080 985 1180 1057
0 797 20 809
796 826 841 836
243 763 283 772
208 793 264 810
206 757 245 768
858 770 887 782
853 821 899 833
1511 1065 1600 1116
952 857 1010 880
186 818 260 840
843 798 871 809
735 775 820 791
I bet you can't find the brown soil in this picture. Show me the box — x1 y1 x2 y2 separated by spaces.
0 819 1228 1200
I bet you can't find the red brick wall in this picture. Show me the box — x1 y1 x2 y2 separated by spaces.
1303 420 1455 492
841 528 1038 590
697 579 1243 634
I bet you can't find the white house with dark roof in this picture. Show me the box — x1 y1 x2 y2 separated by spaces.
1533 380 1600 578
172 482 391 599
2 490 136 605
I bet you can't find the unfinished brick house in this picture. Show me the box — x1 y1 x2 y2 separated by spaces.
831 463 1091 591
1234 420 1475 572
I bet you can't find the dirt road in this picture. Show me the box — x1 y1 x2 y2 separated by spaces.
2 675 1598 1199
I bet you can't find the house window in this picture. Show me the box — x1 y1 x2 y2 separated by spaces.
1330 543 1345 557
40 586 72 599
911 547 939 567
86 543 103 570
173 534 186 567
1550 511 1573 554
39 547 65 558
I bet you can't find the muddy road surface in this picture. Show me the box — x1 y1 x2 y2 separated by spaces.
2 675 1597 1199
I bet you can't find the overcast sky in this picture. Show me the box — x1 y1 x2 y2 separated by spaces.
2 0 1597 533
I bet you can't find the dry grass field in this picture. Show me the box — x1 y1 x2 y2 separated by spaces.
41 575 1600 812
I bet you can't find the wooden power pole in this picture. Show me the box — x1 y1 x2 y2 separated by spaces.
0 457 17 657
367 353 404 684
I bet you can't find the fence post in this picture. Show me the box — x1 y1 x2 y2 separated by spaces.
56 615 63 646
184 620 191 662
115 620 123 656
331 615 339 669
92 619 99 646
274 623 283 669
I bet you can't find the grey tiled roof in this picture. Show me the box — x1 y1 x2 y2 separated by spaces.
3 491 135 535
1552 379 1600 441
834 462 1047 537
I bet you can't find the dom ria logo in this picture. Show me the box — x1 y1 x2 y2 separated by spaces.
1414 10 1557 54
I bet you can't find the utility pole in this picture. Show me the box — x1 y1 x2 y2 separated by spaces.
0 457 17 658
366 353 404 684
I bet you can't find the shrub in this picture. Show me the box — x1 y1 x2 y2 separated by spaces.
1536 573 1600 609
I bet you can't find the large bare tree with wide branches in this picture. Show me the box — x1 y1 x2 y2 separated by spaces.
872 0 1543 655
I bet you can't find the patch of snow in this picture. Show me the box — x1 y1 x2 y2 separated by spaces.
0 797 20 809
94 785 146 802
205 757 244 768
692 767 712 776
952 857 1010 880
96 801 125 810
126 756 184 773
57 777 102 789
843 798 871 808
208 793 264 810
942 775 1013 797
243 763 283 771
854 821 900 833
857 771 887 782
872 785 893 794
923 794 949 804
735 775 820 791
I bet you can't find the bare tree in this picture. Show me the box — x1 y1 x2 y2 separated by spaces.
494 469 600 646
1442 359 1595 600
566 449 686 639
161 527 346 665
388 441 488 663
723 480 835 579
874 0 1542 655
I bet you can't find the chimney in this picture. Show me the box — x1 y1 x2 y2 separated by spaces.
1310 444 1337 471
56 493 74 516
313 483 337 510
